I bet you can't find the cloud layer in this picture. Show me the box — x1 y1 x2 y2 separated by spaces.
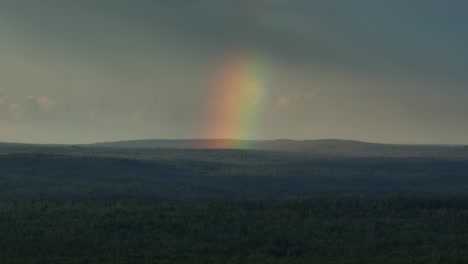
0 0 467 144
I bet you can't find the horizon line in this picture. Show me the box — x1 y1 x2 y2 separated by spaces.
0 138 465 147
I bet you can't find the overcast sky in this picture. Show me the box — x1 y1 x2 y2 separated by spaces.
1 0 467 144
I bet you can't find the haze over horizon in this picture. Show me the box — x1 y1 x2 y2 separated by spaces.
1 0 468 145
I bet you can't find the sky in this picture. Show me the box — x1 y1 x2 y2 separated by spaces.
1 0 468 144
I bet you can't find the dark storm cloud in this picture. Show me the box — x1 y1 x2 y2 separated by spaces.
3 0 468 80
78 0 468 83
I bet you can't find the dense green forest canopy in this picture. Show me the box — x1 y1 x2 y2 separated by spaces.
1 198 468 263
1 143 468 263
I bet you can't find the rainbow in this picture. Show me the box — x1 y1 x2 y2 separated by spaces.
202 2 274 148
204 51 268 148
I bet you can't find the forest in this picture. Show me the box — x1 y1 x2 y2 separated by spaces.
1 144 468 263
1 197 468 263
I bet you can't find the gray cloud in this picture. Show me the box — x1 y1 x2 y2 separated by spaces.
0 0 467 144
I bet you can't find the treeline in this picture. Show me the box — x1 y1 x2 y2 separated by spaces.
1 197 467 263
1 152 468 202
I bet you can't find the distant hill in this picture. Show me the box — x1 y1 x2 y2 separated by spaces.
87 139 468 158
0 139 468 198
0 139 466 158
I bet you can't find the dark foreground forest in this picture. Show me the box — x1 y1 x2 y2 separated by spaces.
1 143 468 263
2 197 468 264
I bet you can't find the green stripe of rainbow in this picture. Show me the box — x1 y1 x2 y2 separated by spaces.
205 52 268 148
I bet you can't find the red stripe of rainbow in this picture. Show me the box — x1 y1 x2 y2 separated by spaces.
204 52 267 148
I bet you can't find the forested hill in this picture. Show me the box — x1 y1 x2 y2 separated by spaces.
1 141 468 262
1 139 467 159
88 139 468 158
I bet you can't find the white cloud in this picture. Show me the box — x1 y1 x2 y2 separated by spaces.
9 102 25 119
25 95 56 111
35 96 56 111
276 88 319 108
303 88 320 101
132 107 147 121
0 120 14 137
276 95 290 107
